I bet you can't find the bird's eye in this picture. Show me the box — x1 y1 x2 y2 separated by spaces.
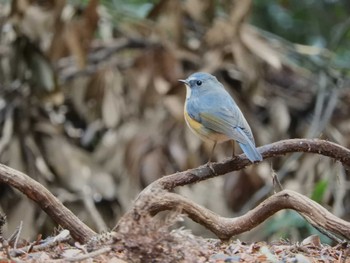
196 80 202 86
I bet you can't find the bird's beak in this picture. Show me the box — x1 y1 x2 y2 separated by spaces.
178 79 189 86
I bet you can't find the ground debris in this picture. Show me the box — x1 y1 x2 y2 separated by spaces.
207 238 350 263
1 236 348 262
0 215 349 262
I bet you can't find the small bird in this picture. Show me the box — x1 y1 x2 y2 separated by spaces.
179 72 262 163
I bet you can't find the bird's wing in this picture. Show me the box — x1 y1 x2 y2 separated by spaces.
186 89 256 144
199 111 249 144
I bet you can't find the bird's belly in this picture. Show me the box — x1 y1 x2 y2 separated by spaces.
184 110 229 143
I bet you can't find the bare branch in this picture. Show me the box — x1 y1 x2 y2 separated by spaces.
0 164 96 243
1 138 349 244
155 138 350 191
132 189 350 240
118 138 350 240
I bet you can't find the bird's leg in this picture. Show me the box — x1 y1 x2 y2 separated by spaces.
206 141 217 175
231 140 236 159
207 141 217 163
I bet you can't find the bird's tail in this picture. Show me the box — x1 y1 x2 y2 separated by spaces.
238 142 262 163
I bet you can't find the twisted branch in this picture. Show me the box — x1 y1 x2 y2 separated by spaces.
1 138 350 243
119 138 350 240
132 189 350 240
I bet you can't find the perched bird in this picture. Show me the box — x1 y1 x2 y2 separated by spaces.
179 72 262 163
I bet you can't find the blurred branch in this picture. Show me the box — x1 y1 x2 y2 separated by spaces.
0 107 14 156
116 138 350 240
57 38 150 82
0 164 96 243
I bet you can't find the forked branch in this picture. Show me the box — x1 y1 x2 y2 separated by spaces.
0 139 349 243
121 138 350 240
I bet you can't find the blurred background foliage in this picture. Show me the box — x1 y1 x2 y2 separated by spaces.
0 0 349 244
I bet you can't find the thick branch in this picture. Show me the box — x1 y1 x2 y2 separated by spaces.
155 138 350 191
122 138 350 240
0 164 96 243
142 190 350 240
1 139 349 243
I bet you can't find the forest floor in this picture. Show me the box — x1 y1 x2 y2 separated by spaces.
1 235 349 262
1 214 349 262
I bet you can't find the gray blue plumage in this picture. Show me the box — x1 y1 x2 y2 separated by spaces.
182 72 262 162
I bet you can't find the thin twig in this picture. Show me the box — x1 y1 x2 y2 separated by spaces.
0 106 14 156
60 247 112 262
10 230 71 257
82 192 108 232
13 221 23 250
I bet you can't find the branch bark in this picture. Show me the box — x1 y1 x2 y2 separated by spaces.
134 189 350 240
0 164 96 243
1 139 350 243
116 138 350 240
155 138 350 190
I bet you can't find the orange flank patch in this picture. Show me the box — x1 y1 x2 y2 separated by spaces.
184 110 229 142
184 110 203 134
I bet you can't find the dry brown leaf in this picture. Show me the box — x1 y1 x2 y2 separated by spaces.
231 41 261 92
201 49 226 73
184 0 215 24
124 134 152 182
107 258 129 263
5 198 36 240
168 134 188 170
42 135 116 200
62 248 81 258
127 45 182 112
205 19 233 47
224 168 264 212
48 0 99 68
3 135 25 172
294 254 312 263
147 0 183 44
69 68 108 124
163 95 183 121
93 124 142 211
154 76 171 95
205 0 264 93
184 127 201 154
9 0 64 50
102 68 125 128
140 148 167 186
24 135 55 181
301 235 321 247
268 98 291 139
177 177 232 235
241 25 282 70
